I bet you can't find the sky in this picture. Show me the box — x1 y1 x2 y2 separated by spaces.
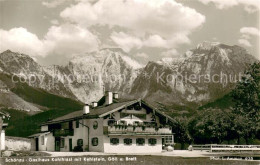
0 0 259 67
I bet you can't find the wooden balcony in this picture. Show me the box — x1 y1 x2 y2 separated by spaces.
103 125 172 135
53 129 74 137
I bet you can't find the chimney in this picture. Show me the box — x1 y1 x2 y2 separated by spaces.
92 102 98 108
113 92 119 99
83 104 90 114
105 91 113 105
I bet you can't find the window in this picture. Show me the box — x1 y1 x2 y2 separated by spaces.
123 138 132 145
60 138 65 148
93 121 98 129
148 138 157 146
133 103 142 110
133 121 140 125
61 122 69 129
77 139 83 146
163 136 173 144
119 120 126 125
110 138 119 145
134 114 146 119
41 136 44 145
136 138 145 146
76 120 79 128
92 137 98 146
126 105 134 110
120 112 128 118
108 120 115 126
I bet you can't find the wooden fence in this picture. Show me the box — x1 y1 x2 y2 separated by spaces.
191 144 260 152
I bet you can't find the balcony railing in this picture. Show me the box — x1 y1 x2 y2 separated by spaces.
104 125 172 135
53 129 74 137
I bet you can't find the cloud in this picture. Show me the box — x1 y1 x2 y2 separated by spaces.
110 31 191 52
50 19 59 25
135 52 149 59
237 0 260 13
198 0 259 13
1 0 206 63
238 27 259 47
110 32 171 52
61 0 205 51
110 32 142 52
42 0 67 8
161 49 180 57
121 56 143 69
44 24 99 58
241 34 251 40
44 24 99 56
143 35 168 48
240 27 260 36
238 39 252 47
0 27 45 56
198 0 238 9
0 24 99 58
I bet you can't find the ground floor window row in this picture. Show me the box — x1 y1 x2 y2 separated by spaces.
57 137 158 148
110 138 157 146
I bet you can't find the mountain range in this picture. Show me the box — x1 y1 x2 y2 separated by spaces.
0 41 258 113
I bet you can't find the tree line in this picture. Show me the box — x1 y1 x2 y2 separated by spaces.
172 62 260 149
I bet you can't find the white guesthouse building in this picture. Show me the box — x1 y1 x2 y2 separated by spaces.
30 92 174 153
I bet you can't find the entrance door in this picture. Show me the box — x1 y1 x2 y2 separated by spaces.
55 138 60 151
69 138 72 151
69 121 73 130
35 138 39 151
162 137 165 150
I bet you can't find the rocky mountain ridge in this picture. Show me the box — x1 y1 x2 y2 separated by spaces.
0 42 258 111
130 42 257 107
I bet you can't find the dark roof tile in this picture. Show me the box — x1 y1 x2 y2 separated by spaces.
44 99 138 124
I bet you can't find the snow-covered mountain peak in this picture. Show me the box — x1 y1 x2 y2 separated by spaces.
69 48 142 70
157 57 185 67
0 50 34 61
196 41 220 50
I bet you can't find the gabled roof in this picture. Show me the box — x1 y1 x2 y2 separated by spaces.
43 99 140 125
43 98 175 125
141 100 176 124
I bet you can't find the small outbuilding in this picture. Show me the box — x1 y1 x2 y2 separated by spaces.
0 111 10 152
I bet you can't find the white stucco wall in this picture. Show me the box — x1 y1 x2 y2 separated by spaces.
69 119 87 151
48 118 104 152
40 119 88 152
103 135 162 153
5 136 31 151
59 137 69 152
87 119 104 152
41 125 48 132
38 133 55 151
1 130 5 150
